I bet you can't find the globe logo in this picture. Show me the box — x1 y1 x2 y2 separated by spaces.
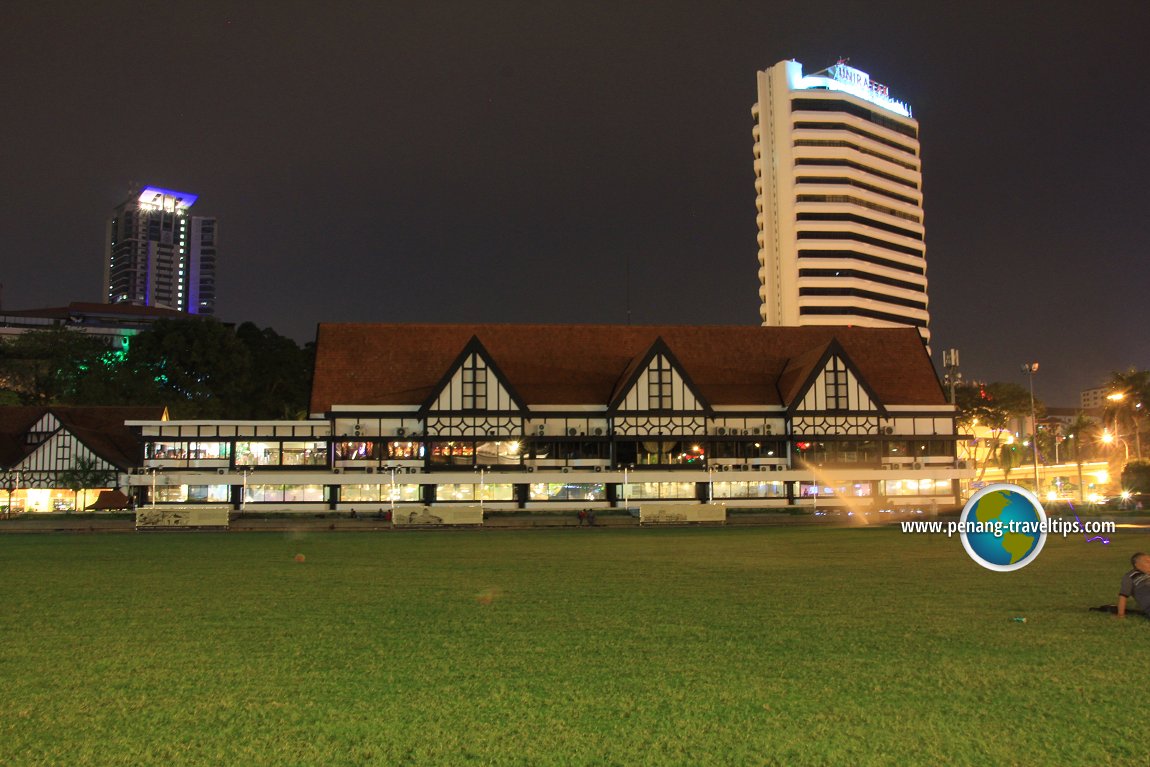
959 484 1048 571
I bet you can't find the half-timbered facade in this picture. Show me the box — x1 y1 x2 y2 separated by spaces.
121 324 971 512
0 406 165 512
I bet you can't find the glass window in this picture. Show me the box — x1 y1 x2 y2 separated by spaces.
912 440 956 458
282 441 328 466
245 484 326 503
342 484 422 503
884 479 953 496
799 481 873 498
236 442 281 466
712 481 786 499
462 356 487 410
629 441 706 466
284 485 325 502
618 482 698 500
428 442 474 467
387 441 423 460
335 441 376 461
246 484 284 502
528 483 606 502
475 440 523 466
647 358 673 409
186 485 230 503
825 360 849 410
884 440 910 458
149 441 230 461
343 484 382 502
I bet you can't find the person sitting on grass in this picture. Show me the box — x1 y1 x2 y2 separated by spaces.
1117 552 1150 619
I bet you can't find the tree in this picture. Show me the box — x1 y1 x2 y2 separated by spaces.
955 382 1036 480
122 318 253 418
0 326 111 404
234 322 314 419
1064 412 1101 502
1122 460 1150 494
58 456 115 513
1103 369 1150 460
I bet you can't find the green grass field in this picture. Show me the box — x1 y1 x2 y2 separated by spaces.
0 525 1144 766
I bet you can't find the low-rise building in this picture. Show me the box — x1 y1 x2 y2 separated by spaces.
0 406 165 512
123 324 971 513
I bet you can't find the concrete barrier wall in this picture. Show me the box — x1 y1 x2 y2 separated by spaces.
392 505 484 526
639 503 726 524
136 506 231 529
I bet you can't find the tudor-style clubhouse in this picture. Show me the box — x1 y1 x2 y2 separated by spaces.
113 323 971 517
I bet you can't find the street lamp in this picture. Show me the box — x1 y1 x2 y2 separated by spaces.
1102 429 1130 462
2 471 18 519
1021 363 1040 495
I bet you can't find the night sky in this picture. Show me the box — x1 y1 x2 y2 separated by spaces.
3 1 1147 405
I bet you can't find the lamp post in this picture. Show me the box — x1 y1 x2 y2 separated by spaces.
1021 363 1040 495
2 471 17 518
1102 430 1129 462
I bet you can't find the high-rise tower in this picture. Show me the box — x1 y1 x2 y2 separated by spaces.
103 186 217 315
752 60 928 342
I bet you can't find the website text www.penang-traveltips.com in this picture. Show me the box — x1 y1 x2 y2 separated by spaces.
899 519 1115 539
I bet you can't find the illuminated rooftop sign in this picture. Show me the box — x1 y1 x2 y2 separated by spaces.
137 186 198 212
792 60 912 118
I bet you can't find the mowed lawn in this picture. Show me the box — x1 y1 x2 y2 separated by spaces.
0 524 1144 766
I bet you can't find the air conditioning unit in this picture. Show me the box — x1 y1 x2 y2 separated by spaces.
759 466 770 472
366 467 377 474
593 427 604 436
765 425 773 435
752 427 762 435
397 428 406 437
740 464 751 472
742 429 750 436
216 468 227 475
561 466 571 474
957 460 968 470
568 428 579 437
772 464 785 472
526 466 536 473
333 468 343 474
883 426 894 435
717 427 727 436
354 424 362 436
536 424 546 436
594 466 603 473
135 467 149 475
721 464 732 472
912 462 923 470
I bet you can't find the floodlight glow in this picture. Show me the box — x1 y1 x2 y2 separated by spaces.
137 186 198 212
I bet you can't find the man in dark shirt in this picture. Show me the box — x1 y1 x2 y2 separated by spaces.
1117 552 1150 619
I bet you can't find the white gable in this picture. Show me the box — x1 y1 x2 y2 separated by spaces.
796 356 877 412
618 353 704 412
14 430 118 474
428 351 520 413
28 413 61 438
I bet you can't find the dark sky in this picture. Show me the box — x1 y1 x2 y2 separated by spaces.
3 1 1147 405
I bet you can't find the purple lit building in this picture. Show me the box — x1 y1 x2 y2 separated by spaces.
103 186 217 315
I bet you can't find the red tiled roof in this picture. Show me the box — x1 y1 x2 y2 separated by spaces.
0 406 166 469
1 302 188 320
310 324 944 413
